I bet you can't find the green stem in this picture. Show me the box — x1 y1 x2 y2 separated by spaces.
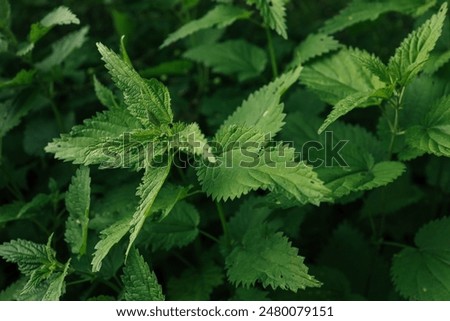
199 230 220 243
380 241 415 250
387 86 406 160
265 26 278 78
216 201 229 246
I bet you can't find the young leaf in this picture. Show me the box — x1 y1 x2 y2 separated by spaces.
226 227 320 291
92 218 131 273
93 76 118 109
0 239 57 275
39 260 71 301
121 248 164 301
35 26 89 71
392 217 450 300
247 0 288 39
97 43 173 126
141 201 199 251
28 6 80 44
221 66 302 137
127 162 172 255
160 5 251 48
65 166 91 256
183 40 267 81
405 95 450 157
388 3 447 85
290 33 342 66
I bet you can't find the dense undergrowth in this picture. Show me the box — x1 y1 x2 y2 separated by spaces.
0 0 450 301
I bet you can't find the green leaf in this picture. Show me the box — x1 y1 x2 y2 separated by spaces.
247 0 288 39
97 43 173 126
221 66 301 137
93 76 118 109
29 6 80 44
301 48 383 105
167 261 224 300
172 123 211 160
0 278 27 301
141 201 199 251
388 3 447 85
405 95 450 157
318 90 381 134
92 217 131 273
45 105 143 168
198 140 330 204
160 5 251 48
290 33 342 66
0 99 36 139
424 50 450 74
65 166 91 256
320 0 434 35
183 40 267 81
36 26 89 71
0 69 35 89
0 239 58 275
121 248 164 301
226 227 320 291
392 217 450 300
127 163 172 256
40 260 71 301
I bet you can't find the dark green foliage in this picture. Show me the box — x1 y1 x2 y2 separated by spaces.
1 0 449 301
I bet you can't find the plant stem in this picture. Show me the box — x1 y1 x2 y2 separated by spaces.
215 201 229 246
387 86 406 159
379 240 415 250
265 26 278 78
199 230 220 243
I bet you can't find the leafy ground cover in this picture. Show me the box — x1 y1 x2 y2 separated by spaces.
0 0 449 301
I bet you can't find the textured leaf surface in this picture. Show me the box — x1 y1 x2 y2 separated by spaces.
221 67 301 137
65 166 91 255
142 201 199 251
127 163 171 255
161 5 251 48
388 3 447 85
301 48 383 105
183 40 267 81
122 248 164 301
291 33 342 66
98 43 173 126
227 228 320 291
247 0 288 38
392 217 450 300
405 95 450 157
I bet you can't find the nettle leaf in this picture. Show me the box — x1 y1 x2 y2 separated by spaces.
97 43 173 126
36 26 89 71
320 0 430 35
127 162 172 256
29 6 80 43
247 0 288 39
65 166 91 256
221 66 302 137
172 123 211 160
405 95 450 157
290 33 342 66
45 104 143 168
198 139 330 204
226 227 320 291
0 69 35 89
392 217 450 300
388 3 447 85
39 260 71 301
121 248 164 301
0 99 36 139
301 48 384 105
160 5 251 48
167 261 224 300
93 76 118 110
92 218 130 273
424 50 450 75
0 239 57 275
141 201 199 251
183 40 267 81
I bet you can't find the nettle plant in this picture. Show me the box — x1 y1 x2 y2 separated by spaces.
0 0 450 301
